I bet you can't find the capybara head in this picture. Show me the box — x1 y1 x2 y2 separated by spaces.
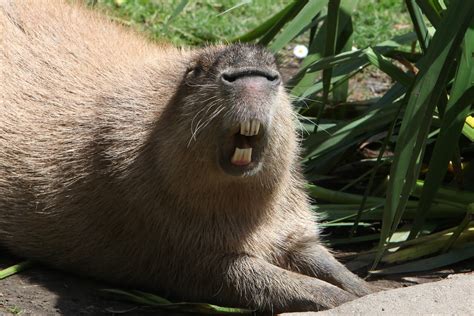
169 44 295 180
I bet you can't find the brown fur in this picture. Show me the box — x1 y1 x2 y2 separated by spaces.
0 0 372 312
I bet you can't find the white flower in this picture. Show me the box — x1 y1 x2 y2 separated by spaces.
293 45 308 59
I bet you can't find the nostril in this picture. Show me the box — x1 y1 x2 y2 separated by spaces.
221 69 281 85
266 74 280 84
222 73 237 83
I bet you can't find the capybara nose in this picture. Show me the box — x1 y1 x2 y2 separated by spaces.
220 68 281 89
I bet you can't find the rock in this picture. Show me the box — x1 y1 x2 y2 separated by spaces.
280 273 474 315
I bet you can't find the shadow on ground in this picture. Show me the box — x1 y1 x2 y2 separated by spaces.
1 249 473 315
0 250 185 315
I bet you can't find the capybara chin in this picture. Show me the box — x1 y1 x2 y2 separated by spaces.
0 0 372 312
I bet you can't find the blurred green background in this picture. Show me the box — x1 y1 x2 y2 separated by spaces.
93 0 411 48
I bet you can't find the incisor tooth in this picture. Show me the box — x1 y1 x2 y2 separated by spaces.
231 147 252 165
231 148 243 163
250 120 256 135
240 121 251 136
243 147 252 162
251 120 260 135
240 120 261 136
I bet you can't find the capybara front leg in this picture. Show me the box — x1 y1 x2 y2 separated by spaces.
289 239 374 297
215 255 357 313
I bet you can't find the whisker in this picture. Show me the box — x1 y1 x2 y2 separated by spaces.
291 111 334 137
192 101 220 138
187 98 224 147
198 105 225 134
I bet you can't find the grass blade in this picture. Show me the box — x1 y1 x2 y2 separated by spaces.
351 105 403 236
442 204 474 252
303 103 399 162
412 180 474 206
462 115 474 141
409 22 474 238
163 0 189 28
0 261 33 280
102 289 253 314
317 0 341 134
294 32 416 81
331 16 353 103
415 0 443 28
289 0 357 96
258 0 309 46
370 242 474 275
373 0 474 268
364 47 414 86
102 289 166 305
231 1 300 42
382 225 474 264
269 0 327 52
406 0 431 52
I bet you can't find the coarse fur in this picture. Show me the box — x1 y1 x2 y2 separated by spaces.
0 0 372 312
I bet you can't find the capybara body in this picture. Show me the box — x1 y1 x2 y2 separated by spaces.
0 0 371 312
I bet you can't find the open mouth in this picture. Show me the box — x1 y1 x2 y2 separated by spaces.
219 119 266 176
230 120 261 166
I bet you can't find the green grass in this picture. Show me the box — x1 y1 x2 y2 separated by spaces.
352 0 412 48
93 0 286 45
7 306 22 315
92 0 410 48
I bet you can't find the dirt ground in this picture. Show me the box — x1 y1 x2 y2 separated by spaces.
0 252 144 315
1 249 473 316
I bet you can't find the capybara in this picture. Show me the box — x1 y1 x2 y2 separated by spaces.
0 0 372 312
